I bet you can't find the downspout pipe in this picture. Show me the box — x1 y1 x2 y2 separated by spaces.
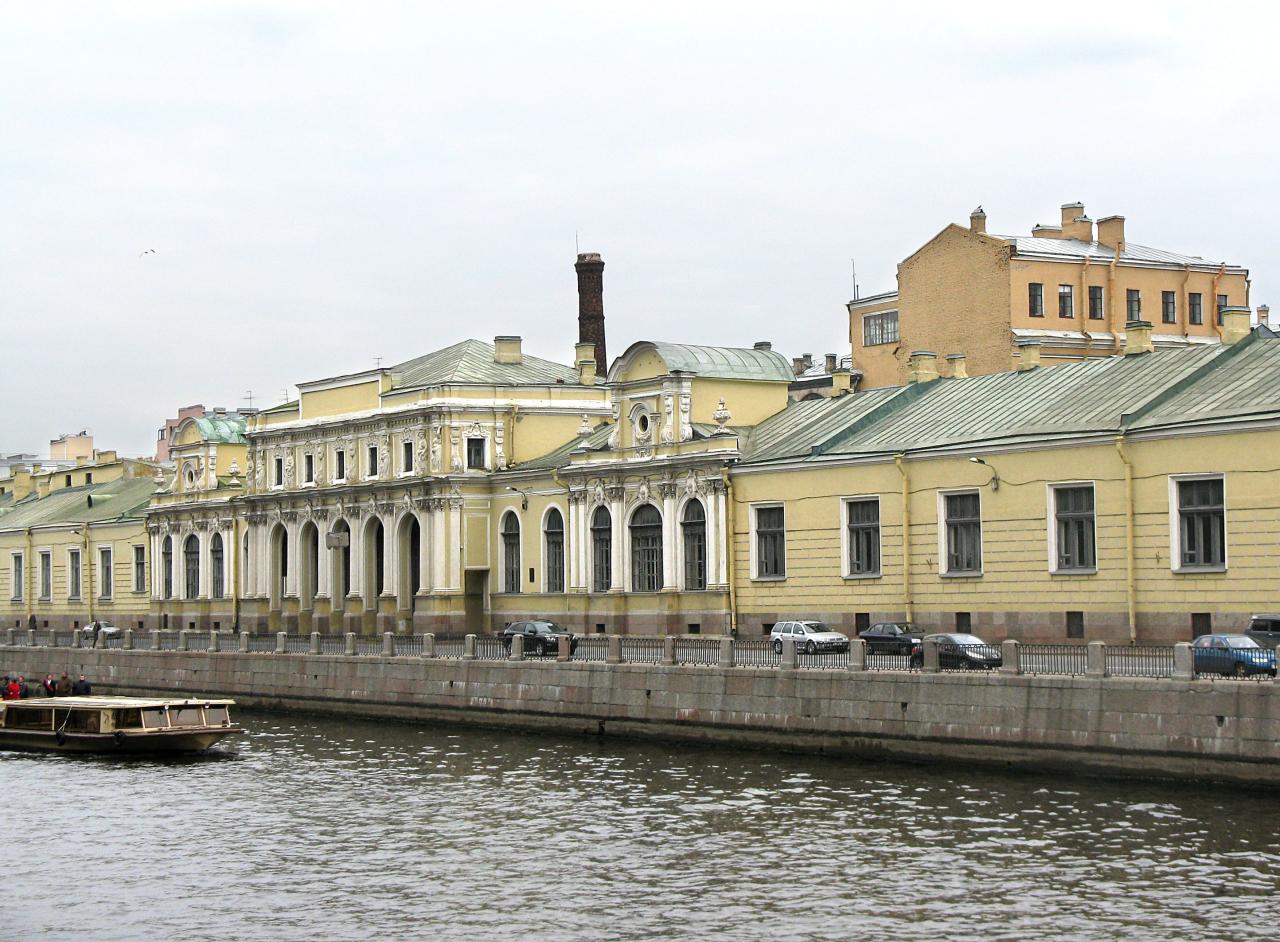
720 467 738 637
1107 253 1121 352
1114 436 1137 643
1212 264 1227 337
1180 263 1192 339
894 455 913 622
1080 256 1093 349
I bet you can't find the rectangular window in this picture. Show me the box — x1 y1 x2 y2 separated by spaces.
1191 612 1212 637
303 453 314 483
1066 611 1084 639
1088 286 1104 320
955 612 971 633
273 457 284 486
39 552 51 601
862 310 900 346
466 437 486 470
85 473 92 485
335 449 346 481
11 553 22 601
68 549 81 600
1028 283 1044 317
133 545 146 593
754 506 786 578
943 492 982 574
1216 294 1229 325
844 498 881 577
1189 292 1203 325
402 440 414 474
1053 485 1096 571
65 474 72 488
1161 290 1176 324
99 547 113 600
1176 477 1225 569
367 445 378 478
1126 289 1141 319
1058 284 1073 319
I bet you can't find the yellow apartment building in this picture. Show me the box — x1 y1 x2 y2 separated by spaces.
849 201 1254 389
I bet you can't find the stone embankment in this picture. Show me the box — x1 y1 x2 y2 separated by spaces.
3 632 1278 786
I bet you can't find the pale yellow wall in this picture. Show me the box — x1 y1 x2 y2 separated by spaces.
689 378 788 427
510 413 594 465
300 380 382 421
619 349 672 382
847 296 900 390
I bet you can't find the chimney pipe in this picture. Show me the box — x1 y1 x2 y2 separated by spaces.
1123 320 1154 356
969 206 986 234
1257 304 1270 328
1016 338 1042 371
753 341 772 351
907 351 939 385
575 253 607 376
824 354 837 373
945 353 968 379
1221 307 1251 345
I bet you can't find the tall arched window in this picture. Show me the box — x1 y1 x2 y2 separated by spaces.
630 505 663 592
183 534 200 599
544 508 565 593
682 500 706 590
371 519 384 596
591 506 612 592
162 535 173 599
333 520 351 598
501 513 521 593
211 533 225 599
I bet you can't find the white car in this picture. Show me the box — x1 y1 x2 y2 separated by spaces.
80 621 121 640
770 620 850 655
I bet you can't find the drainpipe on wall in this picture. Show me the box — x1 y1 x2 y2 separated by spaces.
83 526 93 622
1114 437 1137 643
1107 254 1121 352
720 467 738 637
1212 264 1227 338
894 454 913 622
1180 264 1192 339
1080 256 1093 350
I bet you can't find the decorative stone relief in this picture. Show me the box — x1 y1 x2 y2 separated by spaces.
416 432 427 474
578 414 592 438
315 448 326 486
712 398 732 433
684 471 700 498
605 484 625 504
593 480 606 505
637 480 650 506
607 402 621 450
430 425 442 474
449 428 462 473
658 479 677 500
494 423 507 470
661 396 675 443
283 451 295 487
679 394 693 442
379 436 390 478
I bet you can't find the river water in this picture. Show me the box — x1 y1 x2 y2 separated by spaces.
2 712 1277 942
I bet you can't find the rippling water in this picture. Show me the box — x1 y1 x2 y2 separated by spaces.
2 712 1277 941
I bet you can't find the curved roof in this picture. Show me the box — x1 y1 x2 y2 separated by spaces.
182 416 248 444
612 341 794 383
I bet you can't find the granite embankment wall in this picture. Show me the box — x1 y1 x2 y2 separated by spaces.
4 645 1278 786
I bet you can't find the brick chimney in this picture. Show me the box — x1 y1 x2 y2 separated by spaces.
494 335 523 364
575 253 607 375
969 206 987 234
824 353 837 373
1016 338 1042 371
1221 306 1252 345
945 353 968 379
1097 215 1126 253
1257 304 1270 328
575 341 597 385
1123 320 1153 356
1060 202 1093 242
907 351 939 384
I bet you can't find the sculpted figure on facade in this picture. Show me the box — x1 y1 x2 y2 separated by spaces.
637 479 650 506
416 432 427 475
429 425 442 474
379 436 391 478
661 396 675 443
679 393 693 442
494 423 507 470
684 470 700 499
607 401 621 450
314 447 326 486
449 427 462 473
592 480 606 506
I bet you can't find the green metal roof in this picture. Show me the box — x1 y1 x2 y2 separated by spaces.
392 339 582 389
186 415 248 444
739 387 905 463
0 478 158 531
1128 338 1280 430
618 342 795 383
514 423 615 471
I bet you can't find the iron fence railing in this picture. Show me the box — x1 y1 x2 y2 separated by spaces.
866 652 916 671
936 642 1003 672
475 637 507 660
1020 644 1089 676
571 636 609 661
735 640 781 668
674 639 719 666
1105 644 1174 678
621 638 664 663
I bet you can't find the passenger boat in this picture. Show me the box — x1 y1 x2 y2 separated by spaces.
0 696 242 754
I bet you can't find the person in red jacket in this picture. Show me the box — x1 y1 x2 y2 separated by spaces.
3 677 18 701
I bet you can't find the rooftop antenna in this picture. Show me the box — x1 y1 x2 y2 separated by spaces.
281 388 289 403
374 356 382 369
243 390 255 410
851 258 859 300
575 230 579 254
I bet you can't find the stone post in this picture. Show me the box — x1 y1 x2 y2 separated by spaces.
210 629 220 653
781 637 797 670
556 635 570 662
4 628 13 646
178 629 190 652
922 637 940 673
26 628 36 647
275 631 287 654
606 634 622 665
239 630 250 653
1172 642 1194 681
123 628 134 651
71 629 81 649
718 636 734 668
344 632 356 656
999 639 1021 676
310 631 321 655
382 632 395 657
509 634 525 662
421 633 436 659
848 638 866 672
1086 640 1106 678
463 633 477 660
662 636 676 666
151 629 162 652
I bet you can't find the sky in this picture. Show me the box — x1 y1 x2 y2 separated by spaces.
3 1 1277 457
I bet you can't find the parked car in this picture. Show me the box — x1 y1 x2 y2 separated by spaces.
79 621 120 640
1192 633 1277 678
769 621 850 655
501 620 577 657
858 621 922 655
908 633 1002 670
1245 614 1280 650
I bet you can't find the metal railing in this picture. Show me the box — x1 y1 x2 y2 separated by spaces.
1105 644 1174 678
866 652 916 672
936 642 1003 672
735 640 781 668
1020 644 1089 676
674 638 719 666
571 636 609 662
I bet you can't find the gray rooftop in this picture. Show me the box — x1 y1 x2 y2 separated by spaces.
0 478 159 531
618 342 796 383
1006 236 1243 271
392 339 583 389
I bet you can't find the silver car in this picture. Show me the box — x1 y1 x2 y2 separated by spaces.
770 620 850 655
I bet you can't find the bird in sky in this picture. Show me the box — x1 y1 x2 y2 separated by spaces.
138 248 156 258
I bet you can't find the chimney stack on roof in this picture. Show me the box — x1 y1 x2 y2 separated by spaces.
969 206 986 235
494 335 523 365
754 341 772 351
1097 215 1126 254
945 353 968 379
1123 320 1154 356
1015 338 1042 371
824 353 837 373
1221 307 1252 346
907 351 940 385
1257 304 1270 328
575 253 607 376
574 342 598 385
1060 202 1094 242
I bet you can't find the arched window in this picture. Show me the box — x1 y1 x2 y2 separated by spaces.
544 508 565 593
211 533 225 599
630 505 663 592
501 513 521 593
162 535 173 599
183 534 200 599
371 519 384 596
682 500 706 590
333 520 351 598
591 506 612 593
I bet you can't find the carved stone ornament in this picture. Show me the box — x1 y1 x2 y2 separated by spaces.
283 451 295 486
712 398 732 433
467 422 483 437
605 484 626 503
495 423 507 470
379 437 390 478
449 484 463 508
314 448 326 485
449 428 462 473
661 397 675 444
578 414 592 438
430 426 443 474
593 481 606 505
417 433 428 473
684 471 700 498
637 480 650 506
679 394 693 442
658 479 677 499
607 401 621 450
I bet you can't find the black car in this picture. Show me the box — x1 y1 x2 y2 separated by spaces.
1245 614 1280 650
908 633 1002 670
501 620 577 657
858 621 922 655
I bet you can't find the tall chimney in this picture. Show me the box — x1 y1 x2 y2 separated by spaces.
575 253 607 376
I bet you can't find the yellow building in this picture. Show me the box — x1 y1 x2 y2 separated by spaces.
849 201 1253 389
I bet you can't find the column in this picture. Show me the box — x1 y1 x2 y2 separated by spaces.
417 508 432 593
431 501 447 592
447 498 463 591
714 485 729 586
198 530 211 599
316 522 331 601
661 483 677 591
608 488 624 591
150 530 162 600
704 483 721 589
565 497 578 590
576 496 589 592
348 517 364 599
383 514 399 601
283 521 299 600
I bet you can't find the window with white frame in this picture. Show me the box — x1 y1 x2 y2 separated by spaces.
466 437 486 470
402 440 414 474
843 497 881 577
591 506 612 592
630 505 664 591
11 553 23 601
67 548 81 600
39 551 51 600
1050 484 1096 572
1172 476 1225 570
99 546 113 600
303 453 314 483
273 457 284 487
367 444 379 478
682 500 707 590
862 310 899 346
941 491 982 574
133 545 146 593
501 513 521 593
335 449 347 481
753 504 786 579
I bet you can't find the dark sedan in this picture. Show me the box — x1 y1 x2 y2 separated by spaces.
858 622 922 655
501 620 577 657
909 633 1002 670
1192 634 1277 678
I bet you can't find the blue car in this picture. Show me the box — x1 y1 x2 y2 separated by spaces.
1191 634 1277 678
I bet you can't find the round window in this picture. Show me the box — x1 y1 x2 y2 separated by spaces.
637 414 650 433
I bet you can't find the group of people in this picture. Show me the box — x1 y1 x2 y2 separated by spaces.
2 672 92 700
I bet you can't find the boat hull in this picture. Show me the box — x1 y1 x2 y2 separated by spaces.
0 727 242 755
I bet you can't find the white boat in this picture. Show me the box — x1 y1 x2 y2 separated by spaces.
0 696 242 754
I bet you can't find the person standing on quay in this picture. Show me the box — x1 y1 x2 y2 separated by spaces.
42 674 55 697
55 673 72 696
71 674 91 695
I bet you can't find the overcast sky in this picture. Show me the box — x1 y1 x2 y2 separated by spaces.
3 2 1276 457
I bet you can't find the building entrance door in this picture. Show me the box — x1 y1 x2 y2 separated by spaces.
464 571 487 634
